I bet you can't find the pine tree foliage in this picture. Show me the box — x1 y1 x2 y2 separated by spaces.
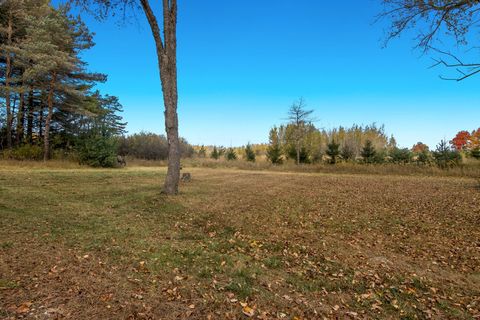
244 143 255 162
0 1 125 165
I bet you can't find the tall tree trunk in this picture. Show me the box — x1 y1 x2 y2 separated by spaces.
5 13 13 149
26 86 34 143
161 56 180 194
140 0 180 195
43 73 56 161
15 90 25 145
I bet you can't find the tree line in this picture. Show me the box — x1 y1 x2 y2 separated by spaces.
0 1 126 161
198 100 479 169
0 1 195 167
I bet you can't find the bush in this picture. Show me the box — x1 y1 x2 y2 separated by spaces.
471 148 480 159
2 144 43 160
117 132 194 160
415 149 432 165
77 135 118 168
390 147 412 164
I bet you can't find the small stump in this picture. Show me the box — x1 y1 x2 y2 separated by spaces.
181 173 191 182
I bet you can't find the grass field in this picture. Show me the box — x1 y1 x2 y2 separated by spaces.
0 164 479 319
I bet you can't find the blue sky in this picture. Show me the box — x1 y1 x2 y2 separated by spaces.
59 0 479 148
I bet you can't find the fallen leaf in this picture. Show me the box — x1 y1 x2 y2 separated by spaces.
242 306 255 317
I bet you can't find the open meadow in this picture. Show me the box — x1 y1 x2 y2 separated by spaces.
0 164 479 319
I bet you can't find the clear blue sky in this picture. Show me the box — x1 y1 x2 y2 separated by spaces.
58 0 479 148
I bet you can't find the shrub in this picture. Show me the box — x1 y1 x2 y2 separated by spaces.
197 145 207 158
416 149 432 165
117 132 194 160
390 147 412 164
77 135 118 168
471 148 480 159
2 145 43 160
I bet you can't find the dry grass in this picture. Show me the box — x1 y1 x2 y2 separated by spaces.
182 157 480 178
0 165 479 319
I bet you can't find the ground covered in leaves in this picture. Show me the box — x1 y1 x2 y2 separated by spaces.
0 165 479 319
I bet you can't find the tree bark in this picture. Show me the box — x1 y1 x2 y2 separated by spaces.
5 13 13 149
15 90 25 145
26 86 34 143
43 72 56 161
140 0 180 195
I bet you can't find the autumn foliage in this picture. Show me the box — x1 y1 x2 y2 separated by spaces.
451 131 471 150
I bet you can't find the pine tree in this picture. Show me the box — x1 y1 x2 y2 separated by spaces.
267 126 283 164
210 146 219 160
225 147 237 161
433 139 461 168
21 5 105 160
244 143 255 162
326 140 340 164
361 140 376 164
341 142 355 161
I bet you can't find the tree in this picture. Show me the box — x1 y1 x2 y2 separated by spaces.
266 126 282 165
389 147 412 164
21 5 103 160
469 128 480 158
433 139 461 168
341 142 355 161
361 140 376 163
286 98 314 165
451 130 471 150
244 143 255 162
70 0 181 194
412 142 429 153
197 145 206 158
225 147 237 161
210 146 220 160
326 140 340 164
379 0 480 80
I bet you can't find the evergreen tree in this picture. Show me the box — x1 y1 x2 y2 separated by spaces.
326 140 340 164
341 142 355 161
210 146 220 160
225 147 237 161
244 143 255 162
0 3 125 166
20 4 105 160
389 147 412 164
267 126 283 164
361 140 376 164
433 139 461 168
471 148 480 159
